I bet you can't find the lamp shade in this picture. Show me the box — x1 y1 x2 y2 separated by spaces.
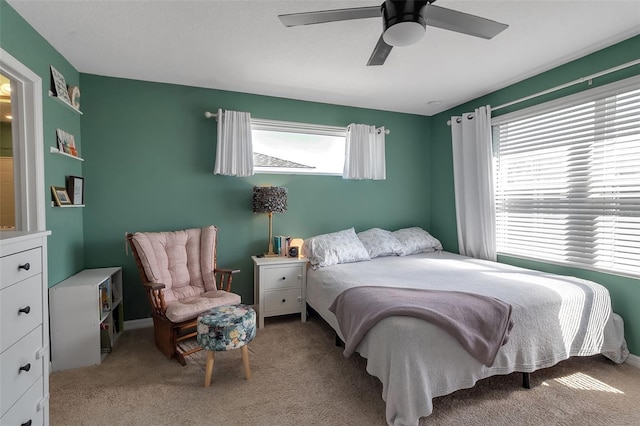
252 186 288 214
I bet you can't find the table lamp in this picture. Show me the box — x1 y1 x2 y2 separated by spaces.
252 186 288 256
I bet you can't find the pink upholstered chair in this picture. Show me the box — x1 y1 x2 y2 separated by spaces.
127 226 241 365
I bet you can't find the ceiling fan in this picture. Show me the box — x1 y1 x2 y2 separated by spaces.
278 0 508 66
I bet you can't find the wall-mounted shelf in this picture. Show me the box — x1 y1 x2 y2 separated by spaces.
50 146 84 161
50 201 85 208
48 91 83 115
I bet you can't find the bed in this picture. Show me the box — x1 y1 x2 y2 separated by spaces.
303 228 628 426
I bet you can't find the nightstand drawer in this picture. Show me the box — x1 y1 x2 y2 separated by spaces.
264 288 302 315
262 265 303 291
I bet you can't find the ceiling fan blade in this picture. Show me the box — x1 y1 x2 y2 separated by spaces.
279 6 381 27
367 35 393 66
425 4 508 39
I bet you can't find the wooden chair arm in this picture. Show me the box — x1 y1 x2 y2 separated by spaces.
214 268 240 292
143 281 166 291
142 281 167 315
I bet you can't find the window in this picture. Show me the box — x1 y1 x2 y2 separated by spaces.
251 118 346 175
492 76 640 278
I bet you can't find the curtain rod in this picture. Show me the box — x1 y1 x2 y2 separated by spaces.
446 58 640 125
204 110 391 134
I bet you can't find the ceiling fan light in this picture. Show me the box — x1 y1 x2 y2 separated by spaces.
383 21 426 46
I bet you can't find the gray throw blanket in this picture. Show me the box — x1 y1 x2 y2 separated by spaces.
328 286 514 366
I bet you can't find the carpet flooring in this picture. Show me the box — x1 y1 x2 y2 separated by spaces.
49 314 640 425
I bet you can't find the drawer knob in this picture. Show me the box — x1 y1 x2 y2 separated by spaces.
281 276 286 280
19 262 31 271
19 363 31 373
282 298 286 303
21 421 32 426
19 306 31 315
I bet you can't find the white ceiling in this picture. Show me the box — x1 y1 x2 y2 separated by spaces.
7 0 640 116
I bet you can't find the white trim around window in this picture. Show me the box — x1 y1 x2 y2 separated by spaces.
492 75 640 279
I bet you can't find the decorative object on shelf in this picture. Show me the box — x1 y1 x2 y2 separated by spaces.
51 185 72 206
56 128 78 157
253 186 288 257
50 65 71 104
66 175 84 205
67 85 80 109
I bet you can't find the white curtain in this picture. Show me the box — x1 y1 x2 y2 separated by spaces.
214 108 254 176
343 123 386 180
451 105 496 261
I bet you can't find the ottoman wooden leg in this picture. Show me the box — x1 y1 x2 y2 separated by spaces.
204 351 215 387
241 345 251 380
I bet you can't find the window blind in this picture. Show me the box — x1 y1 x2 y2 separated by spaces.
492 76 640 278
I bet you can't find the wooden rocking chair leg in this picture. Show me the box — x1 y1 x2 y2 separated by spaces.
175 351 187 366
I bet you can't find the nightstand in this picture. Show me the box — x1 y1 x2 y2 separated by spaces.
252 256 308 328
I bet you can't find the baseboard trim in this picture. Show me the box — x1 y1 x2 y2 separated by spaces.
124 318 153 330
625 353 640 369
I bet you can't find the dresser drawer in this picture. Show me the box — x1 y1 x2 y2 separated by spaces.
0 326 45 417
0 248 42 290
0 376 45 426
262 265 303 291
264 288 302 315
1 275 43 352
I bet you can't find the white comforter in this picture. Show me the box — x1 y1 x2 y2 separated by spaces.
305 252 628 426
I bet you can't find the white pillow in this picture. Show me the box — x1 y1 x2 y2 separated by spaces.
357 228 403 258
303 228 370 269
393 227 443 256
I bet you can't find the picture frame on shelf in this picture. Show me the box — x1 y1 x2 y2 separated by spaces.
56 128 78 157
51 186 72 206
50 65 71 104
66 175 84 205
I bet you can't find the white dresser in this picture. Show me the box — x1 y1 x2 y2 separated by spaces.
1 231 51 426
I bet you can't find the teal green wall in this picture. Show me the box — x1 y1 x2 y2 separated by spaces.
79 74 431 320
0 0 85 283
430 36 640 355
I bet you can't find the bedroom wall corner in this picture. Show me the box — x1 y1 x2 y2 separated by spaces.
428 35 640 356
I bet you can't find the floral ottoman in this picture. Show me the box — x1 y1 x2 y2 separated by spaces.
197 304 256 387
